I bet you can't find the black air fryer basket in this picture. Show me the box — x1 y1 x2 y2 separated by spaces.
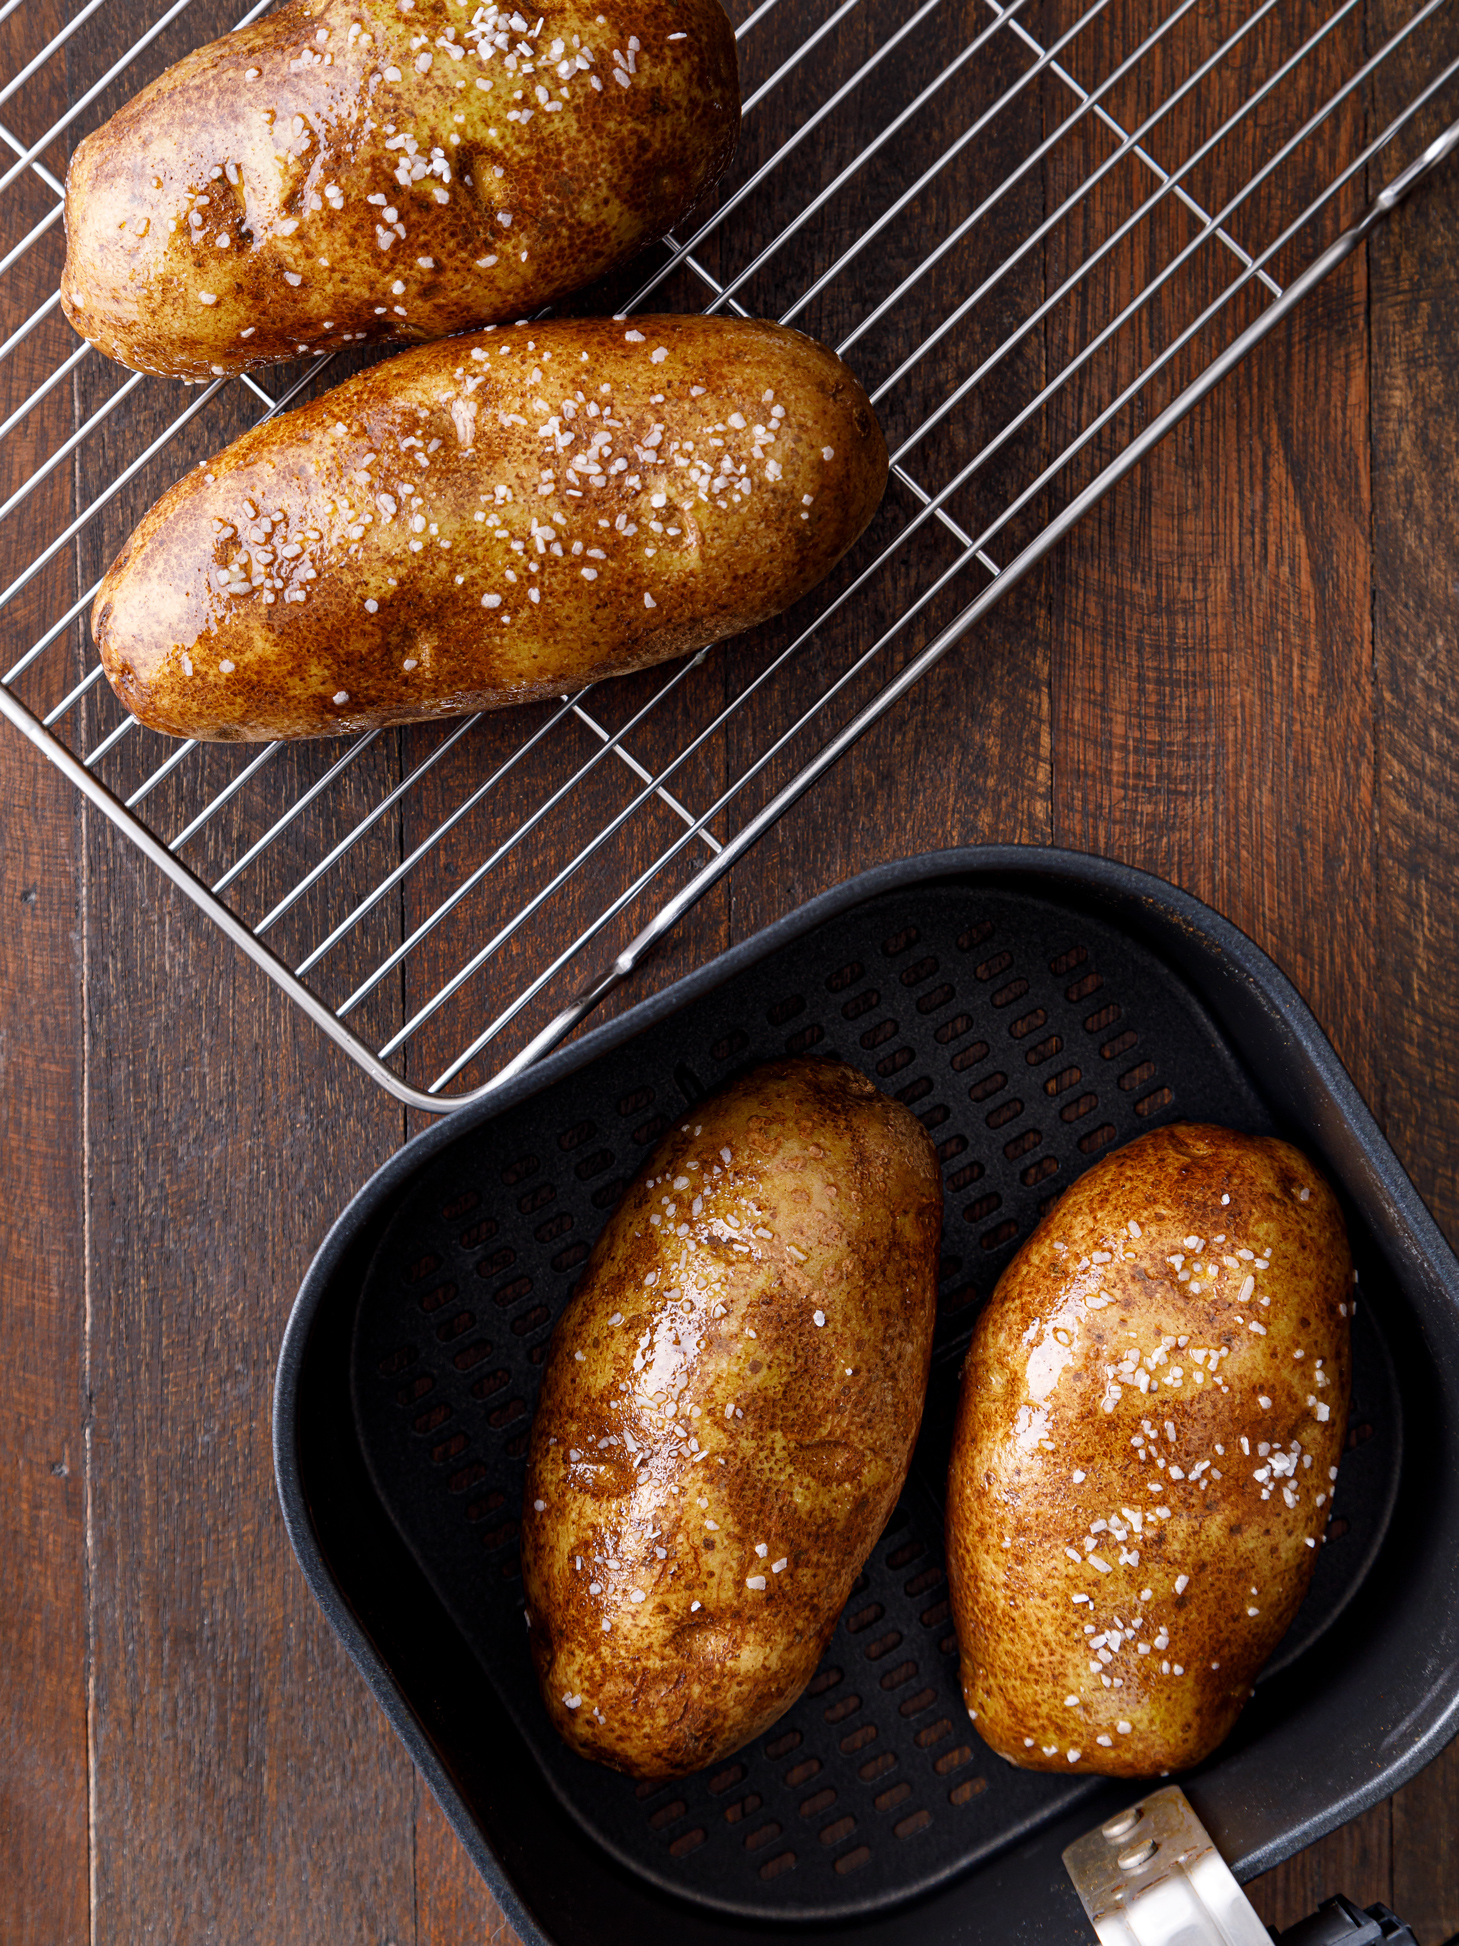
274 848 1459 1945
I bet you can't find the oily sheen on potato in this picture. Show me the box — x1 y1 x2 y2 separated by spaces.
945 1122 1351 1779
61 0 738 379
519 1059 943 1779
93 315 888 741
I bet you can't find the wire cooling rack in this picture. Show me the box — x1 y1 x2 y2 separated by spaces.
0 0 1455 1112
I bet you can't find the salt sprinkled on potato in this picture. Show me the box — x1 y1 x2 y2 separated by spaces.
520 1058 942 1779
945 1121 1351 1778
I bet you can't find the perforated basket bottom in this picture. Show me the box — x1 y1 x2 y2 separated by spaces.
349 885 1397 1922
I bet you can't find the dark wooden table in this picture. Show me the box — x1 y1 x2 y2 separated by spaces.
3 1 1458 1940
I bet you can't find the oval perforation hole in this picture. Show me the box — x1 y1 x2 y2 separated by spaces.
459 1217 498 1250
1085 1002 1121 1033
1050 944 1088 975
378 1345 416 1376
435 1310 475 1342
963 1192 1000 1224
899 1686 937 1718
895 1809 933 1839
1009 1007 1047 1038
1066 972 1103 1002
859 1751 896 1782
946 1161 984 1193
820 1815 857 1847
1120 1060 1157 1092
441 1192 477 1220
766 994 805 1025
981 1220 1019 1251
648 1799 687 1831
501 1154 539 1186
824 1692 861 1723
882 925 919 956
934 1745 975 1775
1079 1123 1118 1155
935 1013 978 1045
826 959 863 992
950 1039 992 1073
917 983 955 1014
834 1844 872 1874
475 1247 515 1280
759 1851 796 1880
842 987 879 1020
950 1777 988 1805
784 1758 821 1787
418 1281 458 1314
1136 1086 1174 1117
723 1793 762 1825
786 1023 824 1055
710 1029 748 1062
744 1821 782 1851
800 1787 837 1818
876 1782 912 1812
840 1724 877 1754
413 1402 450 1434
406 1253 440 1285
807 1666 842 1696
668 1828 706 1858
877 1047 913 1077
764 1730 801 1760
707 1763 746 1795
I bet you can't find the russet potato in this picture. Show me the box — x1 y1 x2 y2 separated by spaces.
62 0 738 379
519 1058 943 1779
946 1122 1351 1778
94 314 887 741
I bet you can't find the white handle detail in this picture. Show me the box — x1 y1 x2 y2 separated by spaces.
1063 1786 1271 1946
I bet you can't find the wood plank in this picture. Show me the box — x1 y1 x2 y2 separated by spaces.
0 640 88 1946
1246 1806 1393 1932
51 9 418 1937
1368 19 1459 1944
0 3 94 1939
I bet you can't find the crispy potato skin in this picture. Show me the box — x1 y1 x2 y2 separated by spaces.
93 315 887 740
946 1122 1351 1779
61 0 738 379
519 1059 942 1779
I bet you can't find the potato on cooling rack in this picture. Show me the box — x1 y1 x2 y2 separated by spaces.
519 1057 943 1779
61 0 738 380
92 315 888 741
945 1122 1352 1778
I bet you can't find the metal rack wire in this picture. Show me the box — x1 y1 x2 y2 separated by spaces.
1 0 1455 1111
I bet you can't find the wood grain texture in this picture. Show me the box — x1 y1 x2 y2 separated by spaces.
0 0 1457 1937
0 5 91 1942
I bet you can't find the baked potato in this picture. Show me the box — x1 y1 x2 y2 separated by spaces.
61 0 738 379
94 314 888 740
945 1122 1351 1778
519 1057 943 1779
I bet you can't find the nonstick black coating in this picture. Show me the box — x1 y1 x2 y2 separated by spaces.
342 882 1400 1924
